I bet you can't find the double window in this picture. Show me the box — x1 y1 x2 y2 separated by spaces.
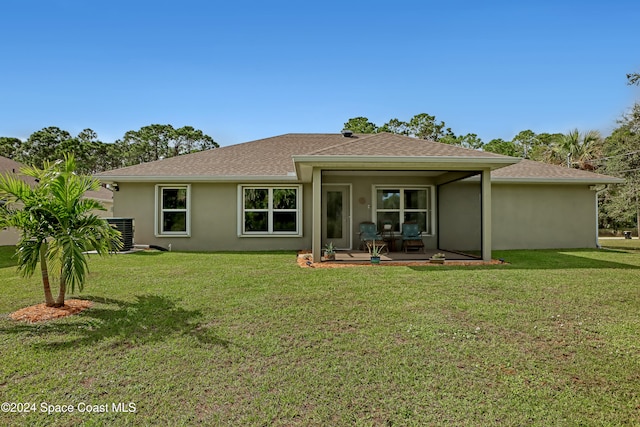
374 186 432 234
240 186 302 236
156 185 190 236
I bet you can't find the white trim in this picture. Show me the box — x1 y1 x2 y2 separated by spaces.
97 175 300 183
293 155 519 166
322 170 444 177
594 185 608 249
371 185 435 236
492 177 625 184
312 169 322 263
237 185 303 237
155 184 191 237
463 176 625 185
97 174 623 185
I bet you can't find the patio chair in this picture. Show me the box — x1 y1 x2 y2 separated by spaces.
401 222 424 253
359 222 384 251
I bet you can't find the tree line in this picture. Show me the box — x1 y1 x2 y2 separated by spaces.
0 74 637 234
343 114 602 169
0 124 218 175
343 72 640 234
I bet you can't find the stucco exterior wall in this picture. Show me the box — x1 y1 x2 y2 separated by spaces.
94 200 114 218
113 182 313 251
112 178 598 252
0 228 19 246
491 183 597 249
438 182 597 250
438 183 482 251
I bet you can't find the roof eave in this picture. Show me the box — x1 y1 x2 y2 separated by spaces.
292 155 519 167
95 155 519 184
490 177 625 185
95 174 300 183
292 155 519 182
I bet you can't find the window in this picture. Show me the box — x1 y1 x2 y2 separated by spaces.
374 186 432 234
156 185 190 236
240 186 302 236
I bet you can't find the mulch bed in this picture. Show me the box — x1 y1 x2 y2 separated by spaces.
297 252 504 268
9 299 93 323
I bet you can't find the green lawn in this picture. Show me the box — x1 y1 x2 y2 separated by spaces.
0 247 639 426
599 237 640 252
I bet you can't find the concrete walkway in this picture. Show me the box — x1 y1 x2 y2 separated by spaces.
332 249 479 263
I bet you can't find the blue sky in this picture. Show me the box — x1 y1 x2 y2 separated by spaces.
2 0 639 146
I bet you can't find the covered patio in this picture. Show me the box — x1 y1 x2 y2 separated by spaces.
293 134 520 264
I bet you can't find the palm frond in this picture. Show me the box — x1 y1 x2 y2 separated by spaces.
48 233 89 293
0 173 34 205
15 239 43 278
2 154 121 303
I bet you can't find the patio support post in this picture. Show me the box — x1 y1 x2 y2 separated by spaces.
312 167 322 262
481 169 492 261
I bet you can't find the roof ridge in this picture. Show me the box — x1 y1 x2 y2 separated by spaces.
303 132 515 159
303 133 390 155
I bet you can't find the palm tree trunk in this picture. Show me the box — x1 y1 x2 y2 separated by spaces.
40 243 56 307
55 273 66 308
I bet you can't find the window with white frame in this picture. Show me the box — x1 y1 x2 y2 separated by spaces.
240 186 301 235
374 186 432 234
156 185 190 236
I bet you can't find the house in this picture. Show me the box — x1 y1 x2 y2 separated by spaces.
0 156 32 246
95 132 623 261
0 155 114 246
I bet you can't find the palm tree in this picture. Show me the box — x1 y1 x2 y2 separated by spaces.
553 129 603 170
0 155 122 307
0 172 57 305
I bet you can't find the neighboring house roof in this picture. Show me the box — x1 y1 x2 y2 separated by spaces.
95 133 623 185
0 156 38 186
0 155 114 201
84 186 115 203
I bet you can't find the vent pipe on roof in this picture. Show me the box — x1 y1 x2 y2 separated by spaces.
341 129 353 137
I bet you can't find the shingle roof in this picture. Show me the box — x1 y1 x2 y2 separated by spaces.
97 133 512 179
0 156 37 186
84 186 114 202
95 133 622 184
97 134 343 178
492 159 623 183
307 132 507 158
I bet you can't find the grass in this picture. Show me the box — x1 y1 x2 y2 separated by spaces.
0 247 639 426
599 237 640 252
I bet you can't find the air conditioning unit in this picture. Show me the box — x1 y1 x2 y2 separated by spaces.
106 218 134 251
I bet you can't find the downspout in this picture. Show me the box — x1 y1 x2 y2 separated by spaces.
593 185 608 249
